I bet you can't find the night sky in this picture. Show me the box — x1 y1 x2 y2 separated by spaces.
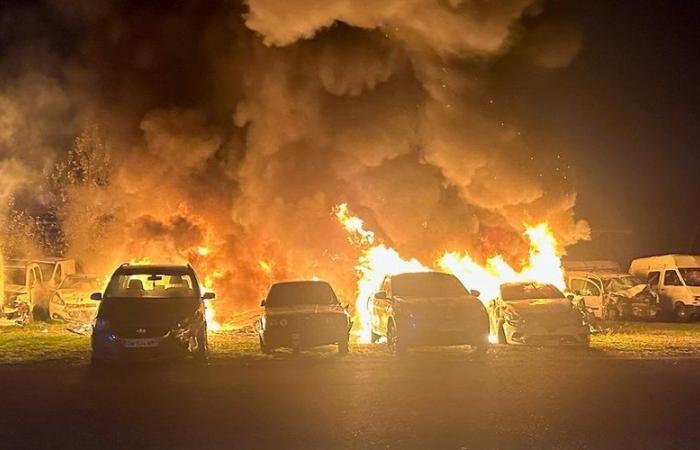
515 1 700 264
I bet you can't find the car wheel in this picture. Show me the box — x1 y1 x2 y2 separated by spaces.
338 337 349 354
497 322 508 344
674 303 691 323
193 326 208 363
370 331 381 344
387 321 406 355
259 336 272 354
90 356 105 369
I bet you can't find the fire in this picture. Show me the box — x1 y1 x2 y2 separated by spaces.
335 204 566 343
438 222 565 302
197 246 210 256
258 259 272 275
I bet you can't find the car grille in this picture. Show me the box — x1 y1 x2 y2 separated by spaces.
112 323 171 338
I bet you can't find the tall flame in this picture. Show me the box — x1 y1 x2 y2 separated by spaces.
335 204 566 343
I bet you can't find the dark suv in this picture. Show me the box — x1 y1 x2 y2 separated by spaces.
90 264 214 365
369 272 489 355
258 281 352 354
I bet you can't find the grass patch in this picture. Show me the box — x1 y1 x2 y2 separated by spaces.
591 321 700 358
1 321 698 364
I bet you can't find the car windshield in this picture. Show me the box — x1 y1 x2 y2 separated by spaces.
604 276 643 292
4 268 26 285
105 271 197 298
392 273 468 298
501 283 565 301
61 276 102 291
265 282 338 307
679 268 700 287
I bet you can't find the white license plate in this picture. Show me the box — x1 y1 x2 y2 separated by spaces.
122 338 160 348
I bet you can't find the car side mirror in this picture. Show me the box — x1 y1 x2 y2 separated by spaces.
90 292 103 301
470 289 481 298
374 291 387 300
202 292 215 300
260 298 266 307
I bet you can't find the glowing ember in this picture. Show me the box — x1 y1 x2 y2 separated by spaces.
335 204 566 343
197 246 210 256
258 260 273 275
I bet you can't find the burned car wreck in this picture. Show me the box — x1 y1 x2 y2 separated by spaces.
49 274 103 323
91 264 214 365
567 272 661 321
490 282 590 346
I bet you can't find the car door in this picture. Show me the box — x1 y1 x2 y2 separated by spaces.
569 277 603 317
660 270 685 309
371 277 391 335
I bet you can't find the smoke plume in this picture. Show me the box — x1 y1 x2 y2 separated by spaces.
0 0 588 318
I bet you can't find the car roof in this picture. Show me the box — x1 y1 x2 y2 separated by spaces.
500 281 554 288
115 263 193 274
391 271 450 278
271 280 331 287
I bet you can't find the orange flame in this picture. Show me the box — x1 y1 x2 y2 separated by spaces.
335 204 566 343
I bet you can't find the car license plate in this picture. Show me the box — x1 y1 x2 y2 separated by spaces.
122 338 160 348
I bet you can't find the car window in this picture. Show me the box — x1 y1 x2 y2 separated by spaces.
569 278 585 292
501 283 565 301
392 273 467 297
105 272 197 298
647 271 660 287
570 278 600 296
679 268 700 287
266 282 338 307
663 270 682 286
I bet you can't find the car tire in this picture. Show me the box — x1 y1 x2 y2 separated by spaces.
370 331 381 344
387 321 406 355
338 337 349 354
193 326 208 363
497 322 508 345
259 336 272 354
90 356 105 368
674 303 691 323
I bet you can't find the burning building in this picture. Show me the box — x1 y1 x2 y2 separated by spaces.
0 1 588 329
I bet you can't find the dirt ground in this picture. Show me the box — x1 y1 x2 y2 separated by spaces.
0 322 699 449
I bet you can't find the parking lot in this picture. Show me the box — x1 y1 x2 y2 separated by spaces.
0 322 698 449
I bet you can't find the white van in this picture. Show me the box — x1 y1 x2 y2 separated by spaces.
629 255 700 322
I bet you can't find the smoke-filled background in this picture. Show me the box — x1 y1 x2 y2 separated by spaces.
0 0 590 319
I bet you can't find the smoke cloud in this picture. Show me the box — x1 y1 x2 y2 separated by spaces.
0 0 588 318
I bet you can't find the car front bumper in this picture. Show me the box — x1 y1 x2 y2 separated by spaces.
399 321 489 348
92 328 196 362
261 326 348 349
504 322 589 346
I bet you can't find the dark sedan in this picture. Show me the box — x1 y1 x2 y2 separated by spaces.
368 272 489 355
90 263 214 365
258 281 352 354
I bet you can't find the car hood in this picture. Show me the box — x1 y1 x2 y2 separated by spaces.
98 297 198 325
265 304 346 317
610 284 657 301
57 288 93 300
395 295 486 314
505 298 579 321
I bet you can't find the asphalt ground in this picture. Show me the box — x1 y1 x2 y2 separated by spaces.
1 326 699 449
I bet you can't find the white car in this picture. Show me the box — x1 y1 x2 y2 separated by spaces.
489 282 589 346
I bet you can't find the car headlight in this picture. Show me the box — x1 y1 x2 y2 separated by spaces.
93 318 111 331
52 296 65 306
